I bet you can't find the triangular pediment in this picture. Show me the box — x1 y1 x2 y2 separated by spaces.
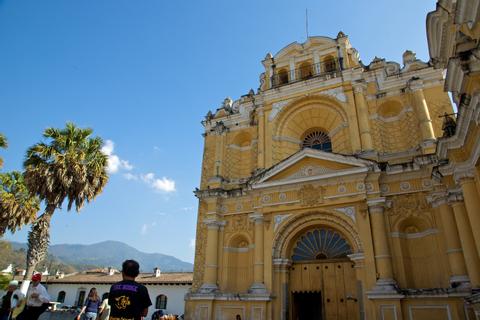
252 149 374 189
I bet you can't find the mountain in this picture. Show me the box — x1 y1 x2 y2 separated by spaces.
9 240 193 272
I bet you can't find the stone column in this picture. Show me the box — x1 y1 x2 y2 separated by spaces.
432 196 470 288
368 199 397 293
200 219 221 293
408 79 435 142
249 213 267 293
353 83 373 151
273 259 291 320
345 89 362 153
450 197 480 287
257 109 265 169
289 58 296 81
457 173 480 257
348 252 366 320
313 51 321 74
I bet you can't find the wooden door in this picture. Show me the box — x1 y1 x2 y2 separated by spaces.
290 261 359 320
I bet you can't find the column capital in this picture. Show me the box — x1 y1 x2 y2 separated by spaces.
407 78 424 92
454 167 476 184
203 219 225 229
353 82 368 94
367 198 386 212
427 191 448 208
273 258 292 271
447 189 464 204
347 252 365 267
249 212 264 223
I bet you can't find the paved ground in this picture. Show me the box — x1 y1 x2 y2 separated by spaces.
39 310 79 320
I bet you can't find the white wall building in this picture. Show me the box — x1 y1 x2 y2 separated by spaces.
41 268 192 318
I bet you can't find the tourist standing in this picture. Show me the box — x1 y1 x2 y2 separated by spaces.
17 273 50 320
10 280 25 320
77 288 101 320
0 280 19 320
108 260 152 320
99 293 110 320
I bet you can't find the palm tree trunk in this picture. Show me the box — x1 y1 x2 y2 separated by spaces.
23 204 55 280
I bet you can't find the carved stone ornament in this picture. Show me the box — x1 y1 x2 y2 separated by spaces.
211 121 229 135
388 194 430 220
274 214 291 231
226 214 253 232
298 184 324 207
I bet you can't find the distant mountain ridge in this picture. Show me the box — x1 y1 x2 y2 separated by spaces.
10 240 193 272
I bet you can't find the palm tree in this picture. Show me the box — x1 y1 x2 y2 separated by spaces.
0 171 40 236
23 122 109 278
0 133 7 168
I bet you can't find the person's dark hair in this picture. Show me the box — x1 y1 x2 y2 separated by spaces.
122 259 140 278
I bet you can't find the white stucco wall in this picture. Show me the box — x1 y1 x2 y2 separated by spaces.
46 282 190 318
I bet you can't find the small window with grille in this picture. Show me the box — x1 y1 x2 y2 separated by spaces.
155 294 167 309
302 130 332 152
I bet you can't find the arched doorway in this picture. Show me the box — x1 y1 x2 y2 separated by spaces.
289 228 358 320
272 211 362 320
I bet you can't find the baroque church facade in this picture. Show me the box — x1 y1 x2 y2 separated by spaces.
184 31 478 320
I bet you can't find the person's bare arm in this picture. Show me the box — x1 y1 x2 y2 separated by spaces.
77 306 86 320
141 307 149 317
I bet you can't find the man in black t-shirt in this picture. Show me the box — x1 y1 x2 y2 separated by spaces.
109 260 152 320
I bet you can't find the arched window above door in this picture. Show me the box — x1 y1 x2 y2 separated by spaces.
301 129 332 152
291 229 352 261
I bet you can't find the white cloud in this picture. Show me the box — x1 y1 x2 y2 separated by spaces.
140 221 158 236
140 223 148 235
181 206 195 212
101 140 133 174
123 173 138 181
141 173 176 193
189 238 196 249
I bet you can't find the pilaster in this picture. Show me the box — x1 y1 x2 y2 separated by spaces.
249 212 267 294
408 79 436 149
456 169 480 258
353 83 373 151
449 194 480 288
366 199 400 297
430 193 470 289
199 219 224 293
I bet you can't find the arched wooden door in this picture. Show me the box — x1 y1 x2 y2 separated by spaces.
288 229 360 320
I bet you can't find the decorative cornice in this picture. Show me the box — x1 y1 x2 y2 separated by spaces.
390 228 439 239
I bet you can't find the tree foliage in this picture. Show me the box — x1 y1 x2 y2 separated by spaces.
0 133 7 168
0 171 40 236
22 123 109 279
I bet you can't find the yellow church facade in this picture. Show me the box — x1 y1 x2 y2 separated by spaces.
184 31 478 320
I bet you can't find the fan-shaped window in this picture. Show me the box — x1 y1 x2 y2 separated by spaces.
57 291 66 303
291 229 352 261
302 130 332 152
156 294 167 309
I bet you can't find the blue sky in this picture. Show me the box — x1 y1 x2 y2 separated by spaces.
0 0 436 263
